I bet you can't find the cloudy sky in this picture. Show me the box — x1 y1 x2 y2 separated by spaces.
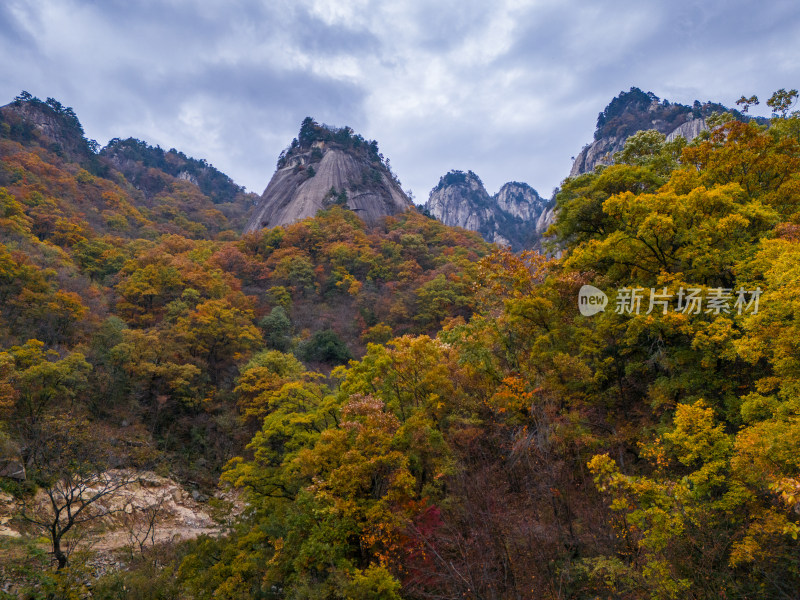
1 0 799 201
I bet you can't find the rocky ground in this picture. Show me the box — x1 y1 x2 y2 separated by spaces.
0 471 241 574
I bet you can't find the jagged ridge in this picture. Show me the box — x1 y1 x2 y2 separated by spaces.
424 170 554 250
0 92 255 237
101 138 247 204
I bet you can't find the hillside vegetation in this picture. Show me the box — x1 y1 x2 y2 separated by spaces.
1 90 800 599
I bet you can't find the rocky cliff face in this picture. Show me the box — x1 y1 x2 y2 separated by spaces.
0 93 97 160
666 117 707 142
495 181 545 221
425 170 553 250
245 119 411 233
425 170 493 232
567 87 765 177
569 118 710 177
569 135 626 178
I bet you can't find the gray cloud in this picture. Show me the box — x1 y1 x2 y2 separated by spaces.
1 0 799 202
0 3 36 47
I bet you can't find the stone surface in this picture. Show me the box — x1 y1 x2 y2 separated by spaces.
666 117 707 142
0 459 25 480
177 170 199 185
535 206 556 233
245 144 412 232
570 117 709 178
425 170 553 250
425 170 494 232
495 181 547 222
0 469 234 543
0 99 92 159
569 135 625 178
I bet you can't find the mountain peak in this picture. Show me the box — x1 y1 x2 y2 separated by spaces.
570 88 766 177
0 91 97 159
433 169 484 192
425 170 552 250
245 118 411 232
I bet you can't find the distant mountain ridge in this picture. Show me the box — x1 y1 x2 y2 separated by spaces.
0 92 255 237
422 88 763 251
4 88 766 252
100 137 247 204
244 118 411 233
424 170 554 250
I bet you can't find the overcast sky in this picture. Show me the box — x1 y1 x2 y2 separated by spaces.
1 0 799 201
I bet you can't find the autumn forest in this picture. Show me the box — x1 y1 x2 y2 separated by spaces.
0 89 799 600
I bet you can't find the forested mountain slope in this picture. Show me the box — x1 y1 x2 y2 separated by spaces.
1 89 800 600
0 93 491 591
